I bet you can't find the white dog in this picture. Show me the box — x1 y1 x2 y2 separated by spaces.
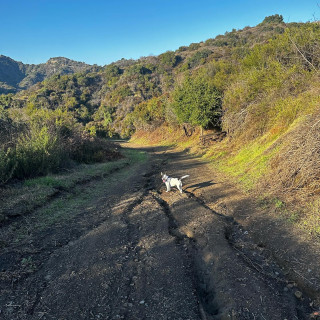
161 172 189 193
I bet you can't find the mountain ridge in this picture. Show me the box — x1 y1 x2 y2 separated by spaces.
0 14 291 94
0 55 93 94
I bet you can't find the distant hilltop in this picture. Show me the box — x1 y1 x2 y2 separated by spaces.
0 55 94 94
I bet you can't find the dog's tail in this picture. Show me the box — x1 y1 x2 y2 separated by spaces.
180 175 189 181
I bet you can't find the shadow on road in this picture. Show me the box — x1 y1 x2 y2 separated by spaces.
186 180 217 191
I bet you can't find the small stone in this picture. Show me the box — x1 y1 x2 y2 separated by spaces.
294 290 302 299
139 300 145 304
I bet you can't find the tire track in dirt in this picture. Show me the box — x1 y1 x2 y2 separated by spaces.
156 188 309 319
151 192 219 319
189 189 313 318
0 163 129 227
0 154 151 319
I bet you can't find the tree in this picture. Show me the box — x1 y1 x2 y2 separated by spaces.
172 73 222 128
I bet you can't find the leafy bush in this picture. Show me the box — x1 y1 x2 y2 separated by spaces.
0 106 120 184
222 23 320 140
68 133 119 163
188 43 201 51
172 72 222 128
177 46 188 52
104 64 122 78
126 64 152 76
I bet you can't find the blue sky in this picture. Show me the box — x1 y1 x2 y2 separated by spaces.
1 0 319 66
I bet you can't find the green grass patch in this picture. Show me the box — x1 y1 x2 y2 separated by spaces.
24 176 69 188
216 133 280 190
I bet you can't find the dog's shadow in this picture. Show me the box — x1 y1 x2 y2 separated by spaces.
186 180 216 191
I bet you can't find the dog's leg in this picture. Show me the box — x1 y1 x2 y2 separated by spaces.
166 182 171 192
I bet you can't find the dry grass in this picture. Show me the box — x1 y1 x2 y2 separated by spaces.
259 113 320 201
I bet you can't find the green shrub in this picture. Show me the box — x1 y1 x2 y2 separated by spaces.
188 43 201 51
172 72 222 128
14 125 64 178
126 96 167 131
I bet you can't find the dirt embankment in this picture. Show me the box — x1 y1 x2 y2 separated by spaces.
0 144 319 319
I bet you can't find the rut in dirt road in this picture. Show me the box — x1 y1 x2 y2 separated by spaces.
152 148 316 319
154 186 312 320
151 192 219 318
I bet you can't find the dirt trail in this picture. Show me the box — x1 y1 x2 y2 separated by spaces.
0 144 319 319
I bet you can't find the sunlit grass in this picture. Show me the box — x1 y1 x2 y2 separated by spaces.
215 133 281 190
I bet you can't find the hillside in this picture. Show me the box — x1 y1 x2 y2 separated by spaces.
0 55 94 94
0 15 289 133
